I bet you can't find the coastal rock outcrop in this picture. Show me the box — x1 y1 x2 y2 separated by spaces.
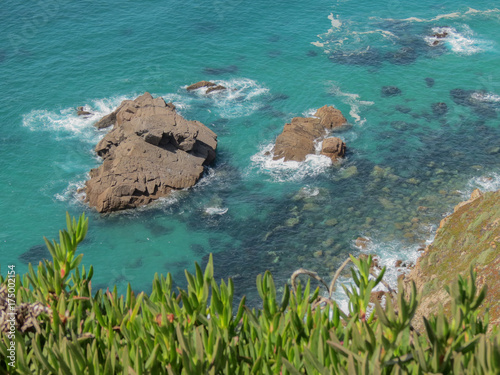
403 188 500 331
272 105 347 162
84 93 217 213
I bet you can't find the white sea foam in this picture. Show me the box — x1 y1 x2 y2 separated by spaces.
296 186 321 198
329 231 437 313
183 78 268 119
424 25 493 55
471 91 500 103
328 13 342 30
381 8 500 23
302 108 319 118
204 207 228 215
328 84 374 125
54 179 86 203
250 143 333 182
313 12 398 53
161 93 192 112
350 231 436 294
465 173 500 196
22 95 131 143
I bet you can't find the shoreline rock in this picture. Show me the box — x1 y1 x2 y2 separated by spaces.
272 105 347 162
84 93 217 213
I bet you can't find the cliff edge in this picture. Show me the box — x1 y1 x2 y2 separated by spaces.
404 189 500 330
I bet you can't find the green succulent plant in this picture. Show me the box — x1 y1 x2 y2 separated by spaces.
0 214 498 374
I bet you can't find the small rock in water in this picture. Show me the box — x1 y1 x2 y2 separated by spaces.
307 50 318 57
433 31 449 39
76 106 92 116
206 85 226 94
355 237 371 250
186 80 216 91
381 86 402 97
425 77 435 87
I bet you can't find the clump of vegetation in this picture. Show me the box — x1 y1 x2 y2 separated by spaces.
0 214 499 374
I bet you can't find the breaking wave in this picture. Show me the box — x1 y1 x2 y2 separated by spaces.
22 95 132 143
424 25 494 55
183 78 269 119
250 142 333 182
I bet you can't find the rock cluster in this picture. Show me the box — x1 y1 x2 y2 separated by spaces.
272 105 347 162
84 93 217 213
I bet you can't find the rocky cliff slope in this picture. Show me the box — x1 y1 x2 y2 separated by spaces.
404 188 500 330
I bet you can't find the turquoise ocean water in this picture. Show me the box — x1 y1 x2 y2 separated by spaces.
1 0 500 306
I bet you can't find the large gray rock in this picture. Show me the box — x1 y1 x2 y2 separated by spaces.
85 93 217 213
272 105 347 162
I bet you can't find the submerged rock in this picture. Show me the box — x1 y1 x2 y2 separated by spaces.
19 245 50 265
395 105 412 114
272 105 347 162
431 102 448 116
85 93 217 213
381 86 402 97
202 65 238 75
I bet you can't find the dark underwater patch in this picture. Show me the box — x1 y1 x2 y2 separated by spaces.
431 103 448 117
203 65 238 75
268 50 282 58
329 48 382 67
19 244 50 265
381 86 402 97
149 222 174 237
395 105 412 114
